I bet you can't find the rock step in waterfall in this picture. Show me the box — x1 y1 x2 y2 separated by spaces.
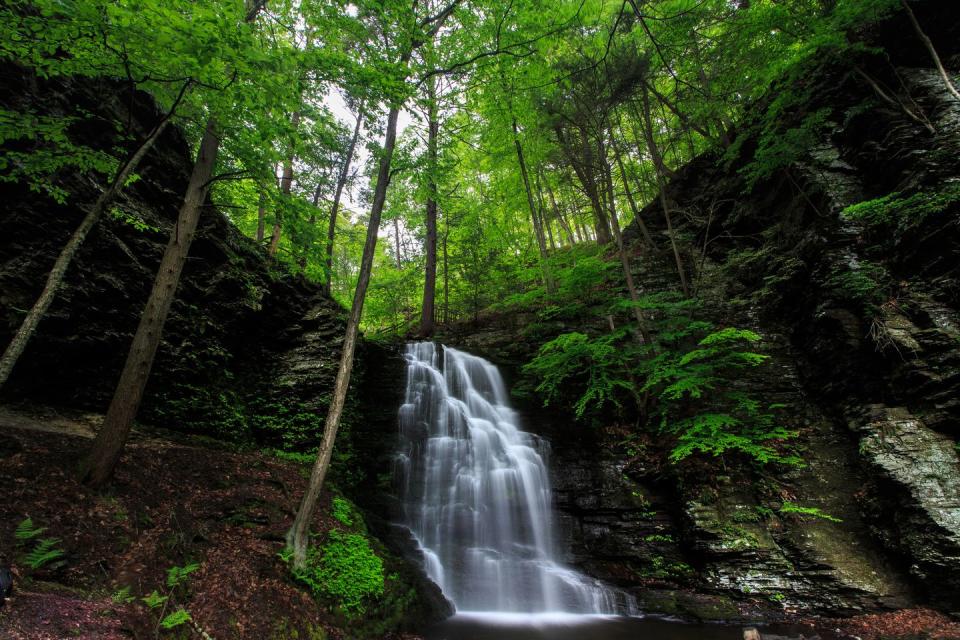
395 342 637 615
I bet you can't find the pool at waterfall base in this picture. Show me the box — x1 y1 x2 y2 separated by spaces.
423 613 824 640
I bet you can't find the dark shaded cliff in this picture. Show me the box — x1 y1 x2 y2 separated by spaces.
0 64 362 454
438 0 960 620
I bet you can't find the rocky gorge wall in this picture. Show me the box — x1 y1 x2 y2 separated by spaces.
437 0 960 621
0 64 367 456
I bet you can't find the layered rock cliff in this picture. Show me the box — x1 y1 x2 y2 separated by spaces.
437 0 960 619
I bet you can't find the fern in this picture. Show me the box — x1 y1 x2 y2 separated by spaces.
166 562 199 588
779 501 842 522
15 517 45 542
24 537 65 569
160 608 192 629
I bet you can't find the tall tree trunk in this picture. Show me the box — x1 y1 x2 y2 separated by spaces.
324 108 364 296
640 88 689 296
900 0 960 102
269 110 301 258
513 119 554 292
287 100 404 571
442 212 449 324
534 170 557 250
393 218 403 268
609 131 654 249
81 118 220 487
555 125 613 245
602 151 652 344
256 191 267 243
545 178 575 246
420 78 439 336
0 116 174 389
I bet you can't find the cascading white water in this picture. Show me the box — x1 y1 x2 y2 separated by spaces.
395 342 636 615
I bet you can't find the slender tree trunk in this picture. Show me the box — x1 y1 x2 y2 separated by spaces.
81 118 220 487
0 118 173 389
393 218 403 268
269 110 301 258
287 100 404 571
555 126 613 245
324 108 363 296
640 88 689 296
442 213 449 324
900 0 960 102
602 151 652 343
420 79 439 336
609 131 654 249
628 100 678 181
512 119 554 292
545 179 575 246
256 191 266 243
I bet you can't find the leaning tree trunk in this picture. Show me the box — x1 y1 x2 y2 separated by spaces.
323 109 363 296
420 79 440 337
80 119 220 487
602 151 652 344
0 115 176 389
287 102 403 571
900 0 960 102
513 119 554 293
640 88 689 296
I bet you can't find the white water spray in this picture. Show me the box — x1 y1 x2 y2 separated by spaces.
395 342 636 614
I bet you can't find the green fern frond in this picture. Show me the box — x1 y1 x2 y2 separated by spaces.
25 537 65 569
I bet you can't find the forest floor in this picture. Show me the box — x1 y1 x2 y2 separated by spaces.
1 404 959 640
0 404 421 640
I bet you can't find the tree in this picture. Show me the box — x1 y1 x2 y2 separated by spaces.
287 0 462 570
80 0 294 486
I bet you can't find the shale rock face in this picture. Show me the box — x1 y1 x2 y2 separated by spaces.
437 0 960 618
0 65 347 450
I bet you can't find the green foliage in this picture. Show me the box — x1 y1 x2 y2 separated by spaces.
290 530 385 616
14 517 44 541
160 609 192 630
779 501 842 523
331 497 355 527
23 536 65 569
738 106 833 191
112 586 136 604
142 590 169 609
637 296 800 466
523 329 637 418
15 517 66 570
825 260 890 316
166 562 199 588
842 183 960 229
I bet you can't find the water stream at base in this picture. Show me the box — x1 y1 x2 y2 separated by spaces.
395 342 636 615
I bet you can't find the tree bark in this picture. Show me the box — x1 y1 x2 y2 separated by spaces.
639 88 689 296
324 108 364 296
900 0 960 102
269 110 301 258
609 132 655 249
81 118 220 487
513 119 554 292
544 178 575 246
0 118 172 389
287 100 404 570
554 125 613 245
256 191 266 243
420 78 439 336
602 151 652 344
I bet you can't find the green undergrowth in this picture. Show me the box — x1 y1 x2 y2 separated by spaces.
842 183 960 230
522 290 800 467
282 494 422 639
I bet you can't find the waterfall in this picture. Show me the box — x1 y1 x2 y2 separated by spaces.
395 342 636 615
